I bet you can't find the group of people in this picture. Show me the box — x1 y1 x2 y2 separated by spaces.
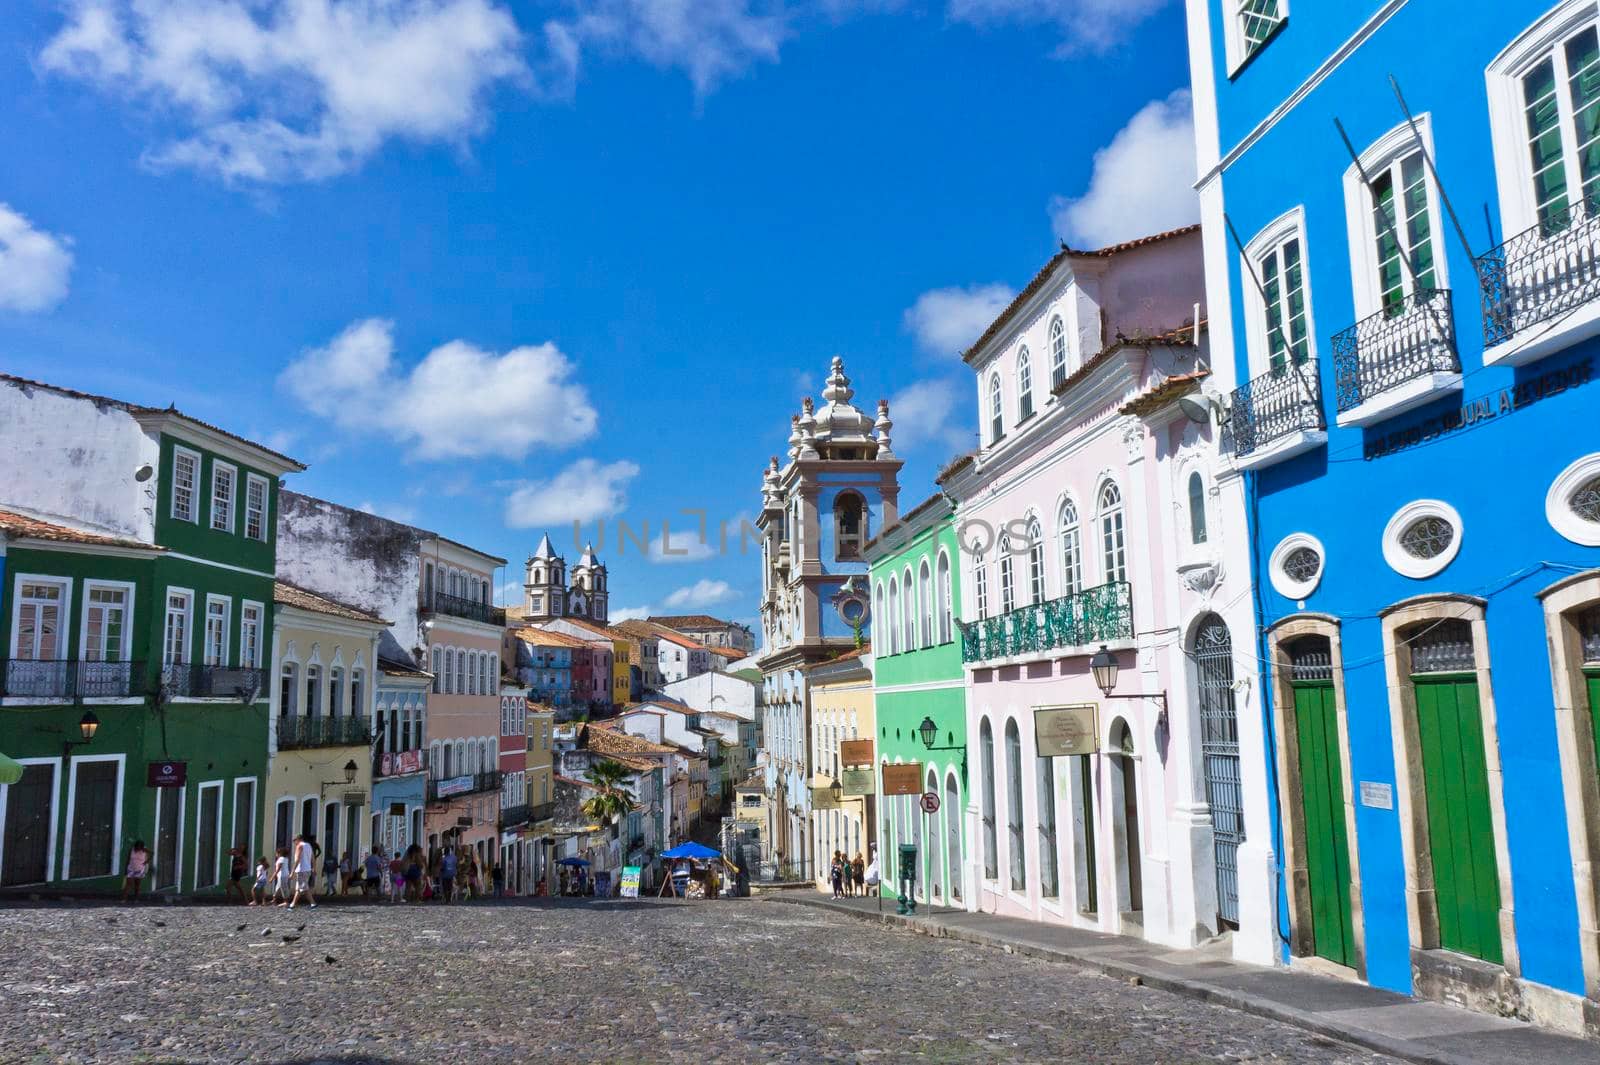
829 851 869 898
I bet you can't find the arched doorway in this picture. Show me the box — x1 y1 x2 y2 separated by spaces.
1109 717 1142 917
1287 634 1354 967
925 767 942 904
1195 614 1242 927
945 771 962 902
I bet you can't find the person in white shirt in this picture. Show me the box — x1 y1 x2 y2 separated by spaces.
289 834 317 910
272 847 291 906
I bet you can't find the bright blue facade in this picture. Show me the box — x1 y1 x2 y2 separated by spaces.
1193 0 1600 1021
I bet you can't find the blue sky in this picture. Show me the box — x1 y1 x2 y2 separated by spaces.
0 0 1197 626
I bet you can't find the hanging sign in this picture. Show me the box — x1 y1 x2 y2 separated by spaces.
840 739 875 767
146 761 186 788
811 786 842 811
840 768 874 796
881 762 924 796
1034 704 1099 757
436 775 473 798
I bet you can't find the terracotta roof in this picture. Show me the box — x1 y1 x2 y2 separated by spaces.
705 646 744 660
805 642 870 669
274 580 387 625
1048 322 1204 401
554 616 630 642
0 508 160 552
960 224 1201 366
512 627 593 650
618 706 668 716
1119 368 1212 418
613 620 663 641
0 372 306 472
584 725 676 758
934 452 975 486
378 655 431 679
646 614 744 631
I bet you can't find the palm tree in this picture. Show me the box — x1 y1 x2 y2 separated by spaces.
582 759 638 826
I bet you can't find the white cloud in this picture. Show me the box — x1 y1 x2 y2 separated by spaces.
39 0 528 183
634 510 756 564
0 203 74 313
504 457 641 527
1049 89 1198 249
661 578 738 608
888 377 974 455
610 604 653 622
945 0 1167 54
903 283 1015 357
540 0 791 100
279 318 599 460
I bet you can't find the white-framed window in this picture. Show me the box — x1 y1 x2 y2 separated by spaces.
240 602 264 668
279 661 298 716
12 577 69 660
329 667 344 718
305 663 322 717
1098 482 1127 584
1188 471 1210 546
1341 117 1447 321
998 534 1015 614
1381 499 1463 579
1242 208 1316 376
887 577 899 654
1224 0 1288 73
919 560 934 647
1547 450 1600 545
467 651 478 696
1268 531 1325 601
203 596 230 666
1017 348 1034 420
431 647 442 694
974 553 988 621
1059 498 1083 596
936 550 953 643
902 566 917 652
1026 519 1045 604
350 668 363 716
1049 316 1067 389
988 373 1003 443
210 460 236 533
244 474 268 542
82 582 133 664
163 589 192 666
171 446 200 523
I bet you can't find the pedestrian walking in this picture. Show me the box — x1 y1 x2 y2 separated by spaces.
272 847 291 905
304 835 323 905
250 856 270 905
121 840 149 901
391 852 408 903
225 847 249 903
830 852 844 899
491 862 505 899
322 848 340 897
339 850 354 895
852 853 865 897
363 848 384 898
439 847 458 903
404 846 423 903
289 834 316 910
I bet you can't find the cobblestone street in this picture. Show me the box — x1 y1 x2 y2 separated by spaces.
0 898 1401 1064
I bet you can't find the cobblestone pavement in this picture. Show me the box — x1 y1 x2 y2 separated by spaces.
0 898 1402 1064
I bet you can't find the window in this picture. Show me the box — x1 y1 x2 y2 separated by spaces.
1017 348 1034 420
1369 152 1438 314
280 662 297 716
1382 499 1463 578
1038 751 1059 899
1099 483 1127 584
305 664 322 718
203 597 229 666
887 578 899 655
455 649 465 694
974 554 988 621
431 648 442 694
998 535 1015 614
919 560 934 647
901 568 917 652
14 579 67 660
83 584 130 664
834 493 866 560
1005 720 1026 891
1188 472 1209 545
1260 235 1310 370
172 447 199 523
245 475 268 541
1049 316 1067 388
1059 499 1082 596
1269 532 1326 600
980 718 998 879
1026 519 1045 604
1228 0 1286 70
1547 451 1600 545
329 667 344 719
1514 26 1600 236
467 651 478 696
67 757 120 879
989 373 1003 443
351 669 363 716
163 591 191 666
936 552 952 643
240 603 263 668
210 461 236 532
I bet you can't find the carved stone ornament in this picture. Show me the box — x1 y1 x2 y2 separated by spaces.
1177 558 1223 599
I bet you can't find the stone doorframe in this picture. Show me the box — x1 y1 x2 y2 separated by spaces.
1378 594 1521 981
1537 569 1600 1014
1265 613 1367 979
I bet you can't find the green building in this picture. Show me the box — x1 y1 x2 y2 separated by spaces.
0 374 302 895
864 493 966 907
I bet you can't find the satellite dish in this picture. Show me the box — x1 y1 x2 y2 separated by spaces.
133 463 156 482
1177 394 1213 424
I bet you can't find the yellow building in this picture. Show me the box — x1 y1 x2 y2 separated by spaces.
265 582 388 867
805 646 875 892
524 704 556 893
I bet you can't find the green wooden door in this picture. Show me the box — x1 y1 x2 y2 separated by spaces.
1414 676 1502 964
1588 671 1600 773
1293 680 1354 967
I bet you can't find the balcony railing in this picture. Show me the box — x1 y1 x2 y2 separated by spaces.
528 801 556 823
278 714 372 749
1332 288 1458 414
1226 360 1324 459
426 592 506 627
427 769 503 801
956 581 1133 665
1478 200 1600 348
161 663 267 700
499 804 532 830
1 659 146 699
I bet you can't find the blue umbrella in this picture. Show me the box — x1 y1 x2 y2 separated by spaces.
660 842 720 860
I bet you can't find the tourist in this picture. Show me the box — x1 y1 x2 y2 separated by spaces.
830 852 844 899
464 855 480 900
271 846 291 905
322 847 340 897
363 848 384 898
852 853 865 898
405 846 424 902
225 847 249 903
439 847 458 903
391 851 408 903
339 850 354 895
250 856 270 906
491 862 505 899
304 835 323 905
120 840 149 901
289 834 316 910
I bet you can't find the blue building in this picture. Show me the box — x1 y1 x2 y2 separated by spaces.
1187 0 1600 1033
372 661 429 858
755 357 901 880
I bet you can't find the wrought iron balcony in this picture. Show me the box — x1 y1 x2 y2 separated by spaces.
1225 360 1325 461
956 581 1133 665
278 714 372 749
499 803 531 830
0 659 146 699
427 769 503 801
528 801 556 823
1333 288 1459 418
1478 199 1600 348
161 663 266 700
425 592 506 627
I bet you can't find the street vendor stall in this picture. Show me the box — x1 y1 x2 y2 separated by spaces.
657 842 738 898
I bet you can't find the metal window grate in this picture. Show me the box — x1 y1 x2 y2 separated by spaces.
1288 636 1333 682
1195 615 1242 926
1572 476 1600 523
1282 546 1321 584
1408 618 1475 673
1399 516 1454 559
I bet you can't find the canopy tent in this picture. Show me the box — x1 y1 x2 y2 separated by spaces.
0 752 22 786
660 842 720 860
556 857 591 867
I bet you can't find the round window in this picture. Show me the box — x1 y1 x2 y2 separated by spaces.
836 596 867 625
1269 532 1325 600
1282 546 1322 583
1398 516 1455 559
1547 454 1600 546
1382 500 1463 579
1572 474 1600 524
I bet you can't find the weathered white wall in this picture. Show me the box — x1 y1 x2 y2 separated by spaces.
662 670 758 721
0 380 159 540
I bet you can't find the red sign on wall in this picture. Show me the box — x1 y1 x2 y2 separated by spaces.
147 761 187 788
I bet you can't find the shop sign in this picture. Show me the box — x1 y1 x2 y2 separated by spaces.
881 762 923 796
394 750 423 775
455 816 474 828
1034 705 1099 757
147 761 186 788
840 767 874 796
811 786 841 810
620 866 642 898
436 775 472 798
840 739 874 766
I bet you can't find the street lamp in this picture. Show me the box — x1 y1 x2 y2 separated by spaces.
1089 645 1168 730
320 759 360 797
829 776 843 805
63 710 99 759
916 716 962 751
